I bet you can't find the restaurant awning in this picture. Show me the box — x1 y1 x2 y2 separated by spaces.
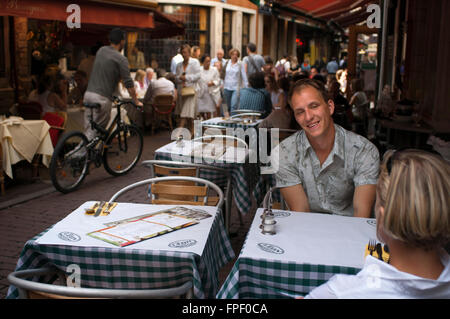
0 0 184 38
275 0 378 28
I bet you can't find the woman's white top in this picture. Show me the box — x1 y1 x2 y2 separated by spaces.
305 251 450 299
28 89 54 114
199 66 221 105
223 61 248 91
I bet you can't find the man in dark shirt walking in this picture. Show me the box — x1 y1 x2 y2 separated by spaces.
83 28 142 140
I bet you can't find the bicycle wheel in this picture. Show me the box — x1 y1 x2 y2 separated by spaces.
49 131 89 193
103 124 143 176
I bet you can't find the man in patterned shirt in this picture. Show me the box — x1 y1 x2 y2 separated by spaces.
272 79 379 217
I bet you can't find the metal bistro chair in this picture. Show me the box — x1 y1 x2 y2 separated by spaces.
150 94 175 135
8 267 193 299
230 112 262 121
232 109 262 116
142 160 233 233
109 176 224 211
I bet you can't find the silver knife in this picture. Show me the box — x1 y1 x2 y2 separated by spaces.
94 201 105 217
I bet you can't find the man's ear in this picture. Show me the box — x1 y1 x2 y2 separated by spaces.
328 99 335 116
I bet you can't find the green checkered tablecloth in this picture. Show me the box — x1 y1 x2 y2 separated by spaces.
216 257 359 299
6 208 234 299
155 152 256 216
252 173 282 207
217 208 376 299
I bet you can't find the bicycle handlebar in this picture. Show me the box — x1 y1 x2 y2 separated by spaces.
113 96 143 112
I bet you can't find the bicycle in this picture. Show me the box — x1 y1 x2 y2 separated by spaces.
49 96 144 193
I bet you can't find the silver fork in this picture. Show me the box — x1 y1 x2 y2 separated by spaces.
368 239 377 256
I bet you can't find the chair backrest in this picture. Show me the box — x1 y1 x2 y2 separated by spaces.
230 112 261 120
8 267 193 299
109 176 224 208
17 101 43 120
153 94 175 114
232 109 262 116
143 160 232 231
42 111 68 146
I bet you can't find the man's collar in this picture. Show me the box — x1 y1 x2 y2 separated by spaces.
299 124 345 160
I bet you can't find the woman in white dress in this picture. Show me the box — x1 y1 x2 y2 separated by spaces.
175 44 201 132
198 55 221 119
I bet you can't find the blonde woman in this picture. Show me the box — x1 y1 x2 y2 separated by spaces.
305 149 450 298
222 48 248 114
134 69 147 98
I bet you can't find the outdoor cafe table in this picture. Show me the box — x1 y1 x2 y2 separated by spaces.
0 116 53 179
6 202 235 299
154 139 257 217
217 208 377 299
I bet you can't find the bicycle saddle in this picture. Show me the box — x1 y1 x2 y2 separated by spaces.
83 102 101 109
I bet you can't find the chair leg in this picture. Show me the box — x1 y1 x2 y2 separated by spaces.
168 114 173 131
0 171 5 195
31 154 41 180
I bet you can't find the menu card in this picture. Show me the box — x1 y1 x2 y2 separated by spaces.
88 206 210 247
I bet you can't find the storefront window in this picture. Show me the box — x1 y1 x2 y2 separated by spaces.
242 13 250 57
131 5 210 72
222 10 232 58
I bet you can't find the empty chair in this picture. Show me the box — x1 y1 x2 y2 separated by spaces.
8 267 193 299
142 160 233 232
109 176 224 210
42 111 67 146
232 109 262 116
230 112 261 121
150 94 175 135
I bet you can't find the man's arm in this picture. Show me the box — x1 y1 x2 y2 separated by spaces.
126 86 142 106
353 184 376 218
280 184 310 213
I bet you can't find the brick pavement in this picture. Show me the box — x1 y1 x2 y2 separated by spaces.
0 129 257 299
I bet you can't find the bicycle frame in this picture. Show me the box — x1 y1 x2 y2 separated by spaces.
86 100 131 158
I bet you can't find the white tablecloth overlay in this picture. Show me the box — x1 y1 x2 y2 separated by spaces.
155 140 249 164
242 208 377 269
35 202 219 256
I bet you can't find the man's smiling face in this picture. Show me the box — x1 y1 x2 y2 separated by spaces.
291 85 335 140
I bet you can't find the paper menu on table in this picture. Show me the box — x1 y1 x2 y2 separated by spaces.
88 212 198 247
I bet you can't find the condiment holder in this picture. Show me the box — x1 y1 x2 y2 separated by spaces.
260 187 277 235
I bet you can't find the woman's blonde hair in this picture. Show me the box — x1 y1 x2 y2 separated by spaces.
377 149 450 249
135 69 146 82
228 48 240 58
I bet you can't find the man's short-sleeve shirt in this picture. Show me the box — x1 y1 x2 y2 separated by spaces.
272 124 380 216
